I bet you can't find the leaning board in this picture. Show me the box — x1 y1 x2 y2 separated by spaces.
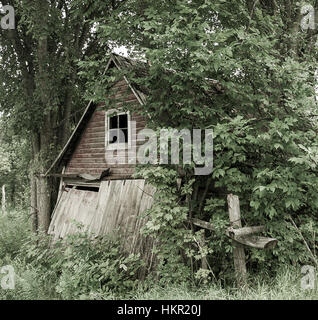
48 179 155 246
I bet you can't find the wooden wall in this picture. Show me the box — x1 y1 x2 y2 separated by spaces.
65 79 147 179
48 179 156 271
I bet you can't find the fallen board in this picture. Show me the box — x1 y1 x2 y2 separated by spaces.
48 179 156 248
190 217 278 249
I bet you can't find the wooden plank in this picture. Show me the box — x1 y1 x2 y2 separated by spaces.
73 148 105 158
73 152 106 159
89 113 104 118
130 180 148 251
112 93 137 101
131 114 146 121
86 120 105 128
72 153 106 158
80 136 105 144
74 190 99 235
50 188 73 232
86 127 105 134
191 218 215 231
126 180 146 253
133 182 156 272
69 158 107 164
102 180 124 235
75 142 106 148
109 168 135 174
69 162 134 169
57 189 78 237
62 179 101 187
230 236 278 249
66 167 135 175
227 194 247 287
190 218 277 249
97 180 117 235
227 226 265 237
70 159 133 168
65 190 86 235
60 189 86 237
56 166 66 200
73 147 105 153
65 166 133 175
50 188 74 239
65 168 102 174
48 189 70 237
89 180 112 235
115 99 140 106
115 180 134 233
85 118 104 125
68 163 110 169
51 173 87 178
78 132 105 139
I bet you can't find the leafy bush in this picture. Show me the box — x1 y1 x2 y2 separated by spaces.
88 0 318 283
0 211 144 299
0 210 316 300
19 230 144 299
0 210 31 261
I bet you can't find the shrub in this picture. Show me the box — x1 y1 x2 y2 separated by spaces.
19 228 144 299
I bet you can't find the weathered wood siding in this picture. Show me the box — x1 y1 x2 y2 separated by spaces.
65 79 147 179
48 179 156 255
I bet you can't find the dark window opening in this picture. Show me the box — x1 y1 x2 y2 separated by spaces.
108 113 129 144
110 115 118 129
119 114 128 128
65 185 99 192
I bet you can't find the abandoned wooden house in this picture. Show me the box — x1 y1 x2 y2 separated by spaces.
45 53 278 282
46 53 157 256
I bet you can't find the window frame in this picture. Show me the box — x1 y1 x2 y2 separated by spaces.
105 109 131 151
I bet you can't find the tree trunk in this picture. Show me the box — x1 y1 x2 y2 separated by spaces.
36 175 51 233
31 128 53 233
2 185 6 214
34 0 52 234
10 182 15 207
30 173 38 233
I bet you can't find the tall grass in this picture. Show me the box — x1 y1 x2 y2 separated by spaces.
133 268 318 300
0 210 55 299
0 209 316 300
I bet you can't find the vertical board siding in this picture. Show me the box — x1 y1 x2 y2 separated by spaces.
48 180 156 257
65 78 147 178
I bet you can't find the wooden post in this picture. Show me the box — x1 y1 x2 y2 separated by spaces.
200 232 208 270
227 194 247 286
2 185 6 214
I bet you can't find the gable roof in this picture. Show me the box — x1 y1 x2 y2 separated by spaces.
45 53 147 176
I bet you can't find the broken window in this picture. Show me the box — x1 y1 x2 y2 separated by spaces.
106 110 131 150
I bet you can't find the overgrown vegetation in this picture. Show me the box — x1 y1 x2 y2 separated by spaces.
0 0 318 299
82 0 318 283
0 210 315 300
0 210 144 299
